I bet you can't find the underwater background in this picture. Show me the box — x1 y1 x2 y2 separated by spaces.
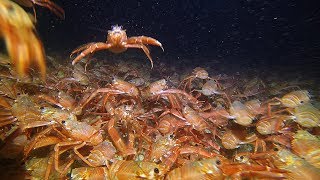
38 0 320 78
1 0 320 179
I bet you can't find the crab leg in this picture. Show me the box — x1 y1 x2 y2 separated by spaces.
70 42 96 58
33 0 65 19
107 118 136 156
73 142 97 167
0 118 16 127
155 89 202 105
79 88 125 109
0 97 11 109
54 141 82 173
124 43 154 68
25 32 46 80
13 0 33 7
127 36 164 51
71 43 112 65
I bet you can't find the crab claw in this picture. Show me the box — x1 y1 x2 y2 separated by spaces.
127 36 164 51
0 0 46 80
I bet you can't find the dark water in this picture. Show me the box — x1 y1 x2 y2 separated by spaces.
37 0 320 70
29 0 319 89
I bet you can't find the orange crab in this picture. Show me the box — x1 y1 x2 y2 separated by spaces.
70 25 164 68
0 0 46 80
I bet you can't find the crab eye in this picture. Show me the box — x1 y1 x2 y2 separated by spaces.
61 120 66 125
216 159 221 165
240 156 244 160
154 168 159 174
111 25 123 31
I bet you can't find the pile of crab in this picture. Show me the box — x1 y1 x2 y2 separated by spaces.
0 56 319 180
1 0 319 179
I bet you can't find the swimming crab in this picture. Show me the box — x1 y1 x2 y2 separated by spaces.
70 25 164 68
